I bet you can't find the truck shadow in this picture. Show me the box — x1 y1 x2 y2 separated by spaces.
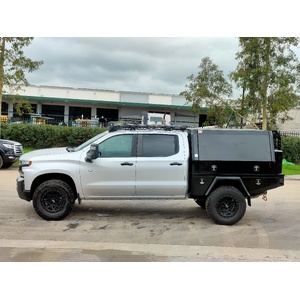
69 199 209 221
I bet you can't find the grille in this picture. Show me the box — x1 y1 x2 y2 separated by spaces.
14 144 23 156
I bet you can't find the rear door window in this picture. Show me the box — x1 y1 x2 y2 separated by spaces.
138 134 179 157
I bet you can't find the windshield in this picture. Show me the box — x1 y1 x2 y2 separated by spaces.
73 130 109 152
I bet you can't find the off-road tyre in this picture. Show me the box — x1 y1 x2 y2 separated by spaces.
33 179 75 221
0 155 3 169
206 186 246 225
194 197 206 209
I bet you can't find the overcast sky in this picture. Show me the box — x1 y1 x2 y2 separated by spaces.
24 37 240 96
5 1 298 100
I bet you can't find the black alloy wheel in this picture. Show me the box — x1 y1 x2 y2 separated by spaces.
206 186 246 225
33 179 75 220
215 196 239 218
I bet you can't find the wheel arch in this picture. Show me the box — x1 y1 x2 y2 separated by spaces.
205 176 251 206
31 173 78 200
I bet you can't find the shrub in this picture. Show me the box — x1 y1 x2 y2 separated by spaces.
281 136 300 164
2 124 300 163
1 123 107 149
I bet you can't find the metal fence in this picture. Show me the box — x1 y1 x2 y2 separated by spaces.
279 131 300 138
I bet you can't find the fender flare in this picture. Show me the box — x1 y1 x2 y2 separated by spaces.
205 176 251 206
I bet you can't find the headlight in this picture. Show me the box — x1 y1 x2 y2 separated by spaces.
18 161 32 175
19 161 32 167
3 143 14 149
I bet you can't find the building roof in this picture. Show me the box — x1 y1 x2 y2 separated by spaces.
3 84 208 111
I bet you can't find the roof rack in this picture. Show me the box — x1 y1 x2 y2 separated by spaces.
108 124 187 132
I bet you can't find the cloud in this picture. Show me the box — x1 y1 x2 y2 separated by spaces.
24 37 239 95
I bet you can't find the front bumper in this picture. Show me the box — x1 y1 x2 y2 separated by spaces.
4 154 20 164
16 176 31 201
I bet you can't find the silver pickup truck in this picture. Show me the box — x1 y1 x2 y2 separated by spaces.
17 125 284 225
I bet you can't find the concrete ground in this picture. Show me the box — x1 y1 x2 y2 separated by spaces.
0 166 299 262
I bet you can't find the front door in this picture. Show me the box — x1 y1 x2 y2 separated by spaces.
80 133 137 199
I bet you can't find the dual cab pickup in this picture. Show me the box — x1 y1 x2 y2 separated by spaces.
17 125 284 225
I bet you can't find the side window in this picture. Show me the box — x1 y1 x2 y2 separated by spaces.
99 134 134 157
139 134 179 157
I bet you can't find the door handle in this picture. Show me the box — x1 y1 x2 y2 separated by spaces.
121 162 134 166
170 162 182 166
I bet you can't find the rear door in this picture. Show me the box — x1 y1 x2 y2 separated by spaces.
135 133 188 198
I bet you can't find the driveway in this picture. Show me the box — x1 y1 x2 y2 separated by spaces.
0 166 299 262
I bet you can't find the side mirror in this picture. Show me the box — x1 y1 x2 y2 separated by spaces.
85 143 99 163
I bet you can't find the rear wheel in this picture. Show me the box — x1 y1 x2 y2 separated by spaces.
33 179 75 220
206 186 246 225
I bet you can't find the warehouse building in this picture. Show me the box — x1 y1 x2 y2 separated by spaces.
2 85 207 127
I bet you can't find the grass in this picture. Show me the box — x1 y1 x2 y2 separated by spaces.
282 164 300 175
24 147 36 153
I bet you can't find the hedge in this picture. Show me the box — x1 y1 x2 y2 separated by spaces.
1 123 300 163
281 136 300 164
0 123 107 149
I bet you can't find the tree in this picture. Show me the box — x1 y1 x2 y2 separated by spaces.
0 37 43 133
230 37 300 130
180 57 233 127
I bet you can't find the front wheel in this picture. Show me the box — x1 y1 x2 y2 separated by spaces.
0 155 3 169
33 180 75 220
206 186 246 225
